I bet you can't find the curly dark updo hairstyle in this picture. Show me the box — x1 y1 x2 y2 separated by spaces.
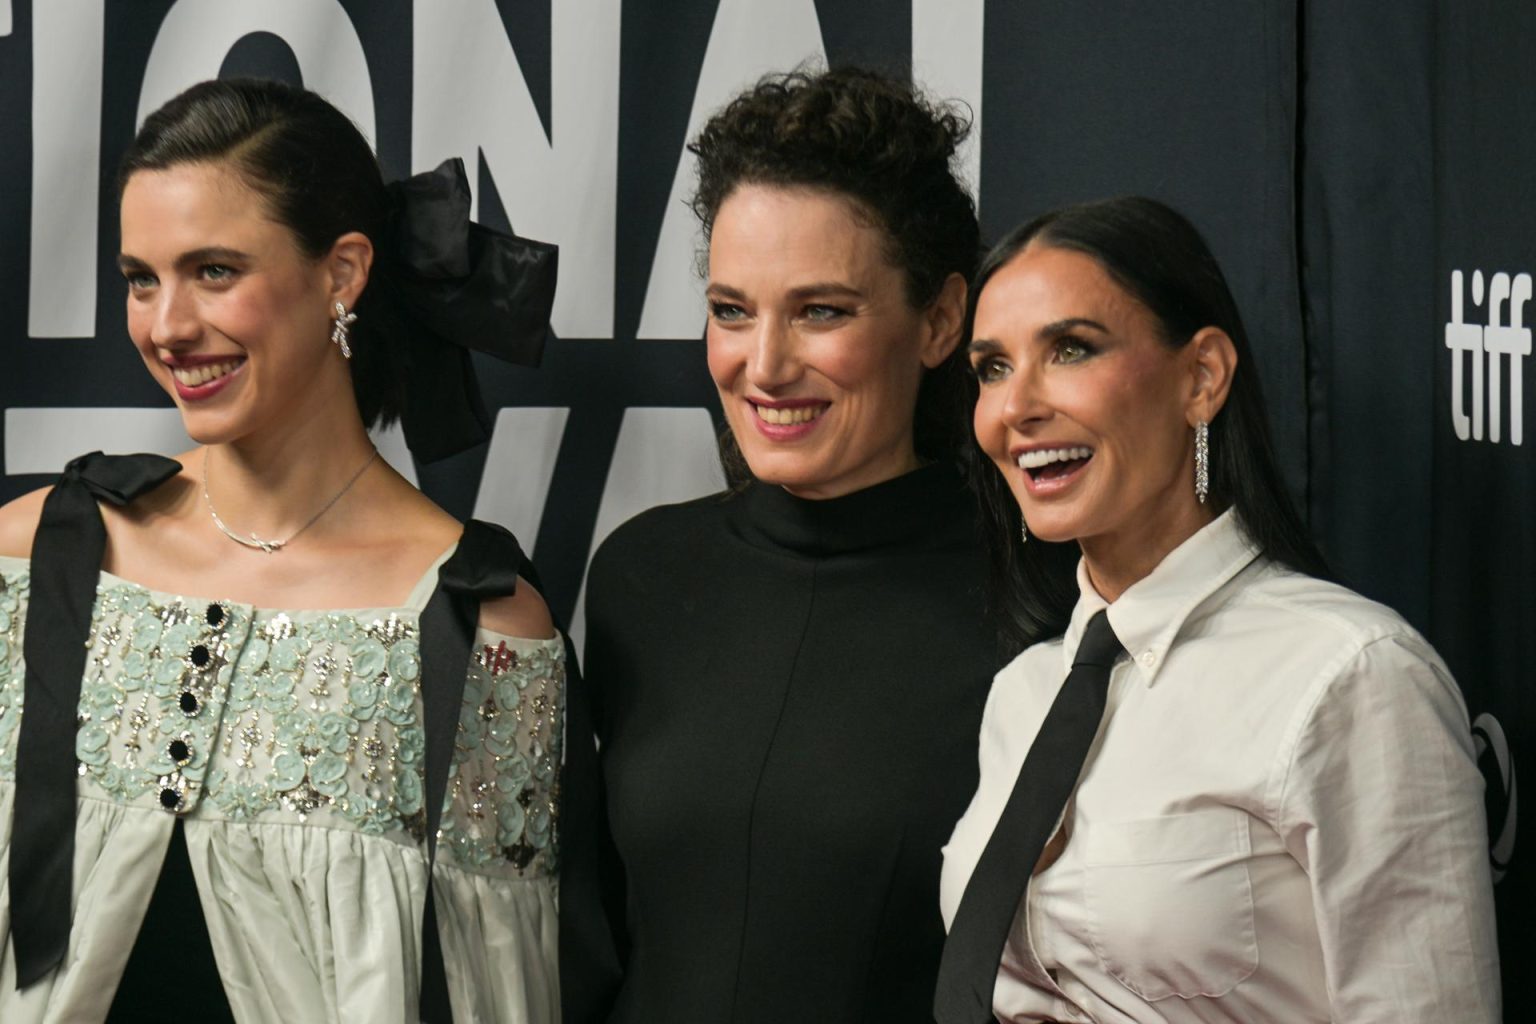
118 78 404 430
689 66 981 472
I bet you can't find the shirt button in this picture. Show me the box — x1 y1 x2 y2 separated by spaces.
159 787 183 812
179 691 201 716
168 738 191 765
1139 650 1158 668
189 644 211 668
205 603 226 627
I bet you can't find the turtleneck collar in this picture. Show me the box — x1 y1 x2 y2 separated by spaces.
731 461 972 558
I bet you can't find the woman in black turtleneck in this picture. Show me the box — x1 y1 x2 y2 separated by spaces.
559 68 1054 1023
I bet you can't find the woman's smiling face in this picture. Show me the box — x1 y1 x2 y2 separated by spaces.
118 161 350 445
969 243 1213 570
705 184 959 499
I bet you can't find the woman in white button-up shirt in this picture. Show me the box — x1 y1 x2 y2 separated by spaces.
940 196 1500 1022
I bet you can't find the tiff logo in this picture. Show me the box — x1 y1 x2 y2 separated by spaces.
1445 269 1531 444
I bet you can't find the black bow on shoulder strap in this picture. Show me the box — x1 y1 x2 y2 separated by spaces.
416 518 527 1022
12 452 180 988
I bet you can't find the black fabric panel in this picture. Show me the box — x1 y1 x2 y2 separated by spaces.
1298 0 1436 621
109 821 235 1023
1429 3 1535 1018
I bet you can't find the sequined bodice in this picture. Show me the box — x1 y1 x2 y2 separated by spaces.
0 564 563 879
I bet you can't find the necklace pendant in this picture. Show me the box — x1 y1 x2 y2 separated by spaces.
252 534 282 555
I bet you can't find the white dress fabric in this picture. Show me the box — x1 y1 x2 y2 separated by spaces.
0 549 563 1022
940 511 1500 1023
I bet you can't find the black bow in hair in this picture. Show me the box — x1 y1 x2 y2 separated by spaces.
380 157 559 463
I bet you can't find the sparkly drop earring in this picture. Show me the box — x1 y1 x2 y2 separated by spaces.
330 301 358 359
1019 514 1028 544
1194 419 1210 503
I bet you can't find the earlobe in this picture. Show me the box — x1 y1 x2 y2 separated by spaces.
327 231 375 311
1187 326 1237 424
921 272 968 369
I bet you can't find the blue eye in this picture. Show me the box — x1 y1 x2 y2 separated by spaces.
123 271 157 291
201 264 236 282
709 301 748 323
802 304 849 323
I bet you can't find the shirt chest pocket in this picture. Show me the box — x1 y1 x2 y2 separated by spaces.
1083 807 1259 1001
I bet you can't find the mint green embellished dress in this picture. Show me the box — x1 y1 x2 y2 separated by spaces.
0 549 564 1022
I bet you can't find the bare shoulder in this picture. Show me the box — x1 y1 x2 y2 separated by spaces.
479 576 556 641
0 486 53 559
379 487 556 639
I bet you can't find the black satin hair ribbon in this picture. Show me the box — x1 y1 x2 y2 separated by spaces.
416 518 527 1022
381 157 559 463
12 452 181 988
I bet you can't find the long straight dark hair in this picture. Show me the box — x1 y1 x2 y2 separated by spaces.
965 196 1330 652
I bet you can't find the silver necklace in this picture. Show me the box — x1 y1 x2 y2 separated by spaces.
202 446 379 554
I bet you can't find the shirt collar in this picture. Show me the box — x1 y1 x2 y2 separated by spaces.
1061 509 1261 686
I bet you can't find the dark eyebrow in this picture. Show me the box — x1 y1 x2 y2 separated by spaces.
786 282 863 302
968 318 1108 355
705 282 748 302
1039 317 1108 339
176 247 251 269
967 338 1003 356
116 247 252 275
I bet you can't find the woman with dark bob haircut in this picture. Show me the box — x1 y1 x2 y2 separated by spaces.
0 79 564 1021
560 67 1022 1022
936 197 1500 1023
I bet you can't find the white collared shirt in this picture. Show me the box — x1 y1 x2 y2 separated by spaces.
940 511 1500 1023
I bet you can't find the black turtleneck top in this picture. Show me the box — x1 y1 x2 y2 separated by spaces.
568 463 997 1023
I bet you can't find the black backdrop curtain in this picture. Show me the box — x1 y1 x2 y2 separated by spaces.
0 1 1525 1014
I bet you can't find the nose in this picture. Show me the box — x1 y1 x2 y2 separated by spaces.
744 316 801 391
998 362 1052 429
147 282 200 348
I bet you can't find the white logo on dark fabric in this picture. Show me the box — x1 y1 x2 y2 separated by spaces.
1446 269 1531 444
1472 712 1517 883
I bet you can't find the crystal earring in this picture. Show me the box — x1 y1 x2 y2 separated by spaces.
1195 419 1210 504
330 301 358 360
1019 515 1029 544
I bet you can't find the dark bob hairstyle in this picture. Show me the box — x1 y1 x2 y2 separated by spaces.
118 78 403 430
689 66 981 470
966 196 1330 650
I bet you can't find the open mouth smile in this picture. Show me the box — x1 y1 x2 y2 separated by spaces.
168 357 246 401
753 402 826 425
1016 445 1094 489
749 400 830 439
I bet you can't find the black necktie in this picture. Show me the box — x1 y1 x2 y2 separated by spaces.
934 608 1124 1024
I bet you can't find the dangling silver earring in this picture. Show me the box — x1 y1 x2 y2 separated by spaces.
1195 419 1210 504
330 301 358 360
1019 515 1029 544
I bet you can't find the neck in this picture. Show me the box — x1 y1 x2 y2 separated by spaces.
1079 492 1216 603
203 393 378 540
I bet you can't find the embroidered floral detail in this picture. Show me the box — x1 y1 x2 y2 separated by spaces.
483 640 518 676
0 570 30 776
0 570 563 879
437 640 564 876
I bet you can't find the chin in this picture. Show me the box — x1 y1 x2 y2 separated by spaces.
177 409 247 448
744 462 821 490
1020 511 1083 545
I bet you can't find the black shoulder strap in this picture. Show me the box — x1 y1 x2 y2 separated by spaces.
11 451 180 988
415 518 527 1022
